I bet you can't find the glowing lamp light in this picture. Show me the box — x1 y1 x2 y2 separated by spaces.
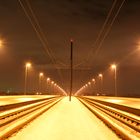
47 78 50 81
99 73 103 77
0 40 3 48
39 72 44 77
26 62 31 68
111 64 116 69
88 82 91 85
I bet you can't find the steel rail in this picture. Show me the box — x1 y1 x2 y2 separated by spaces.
0 96 61 111
0 98 59 127
78 96 140 140
82 96 140 116
0 97 62 140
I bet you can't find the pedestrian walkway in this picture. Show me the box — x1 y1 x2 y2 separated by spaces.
9 97 120 140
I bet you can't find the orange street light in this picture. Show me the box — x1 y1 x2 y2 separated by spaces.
88 82 91 85
39 72 44 94
46 77 50 94
0 40 3 48
111 64 116 70
51 81 54 94
24 62 32 95
98 73 103 94
99 73 103 78
47 77 50 81
111 64 117 96
39 72 44 77
92 78 95 84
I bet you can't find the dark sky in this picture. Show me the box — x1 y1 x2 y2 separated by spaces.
0 0 140 96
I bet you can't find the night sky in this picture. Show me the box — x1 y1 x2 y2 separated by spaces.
0 0 140 96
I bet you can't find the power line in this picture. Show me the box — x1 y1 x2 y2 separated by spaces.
74 0 126 92
86 0 118 63
74 0 126 68
88 0 126 66
18 0 65 85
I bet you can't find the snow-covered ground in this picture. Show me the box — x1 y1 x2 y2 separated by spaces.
0 95 56 106
85 96 140 109
9 97 120 140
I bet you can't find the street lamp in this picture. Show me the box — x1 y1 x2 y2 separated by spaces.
46 77 50 94
24 62 31 95
88 82 91 85
88 81 91 95
98 73 103 94
0 40 3 48
111 64 117 96
51 81 54 94
54 83 57 94
92 78 96 93
92 78 95 84
39 72 44 94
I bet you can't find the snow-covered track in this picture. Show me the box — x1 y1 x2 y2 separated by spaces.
77 96 140 140
0 96 63 140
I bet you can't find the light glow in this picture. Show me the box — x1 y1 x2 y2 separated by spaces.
39 72 44 77
111 64 117 69
26 62 31 68
0 40 3 48
99 73 103 77
47 78 50 81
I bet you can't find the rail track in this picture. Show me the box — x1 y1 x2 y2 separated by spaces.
77 96 140 140
0 96 62 140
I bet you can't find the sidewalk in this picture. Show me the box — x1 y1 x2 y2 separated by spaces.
9 97 120 140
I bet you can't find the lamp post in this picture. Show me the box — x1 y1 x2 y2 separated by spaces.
92 78 96 94
24 62 31 95
54 83 57 94
39 72 44 94
92 78 95 84
47 77 50 94
69 39 73 101
88 82 91 95
111 64 117 96
51 81 54 94
0 40 3 49
98 73 103 94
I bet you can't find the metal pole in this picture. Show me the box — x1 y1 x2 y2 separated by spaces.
39 76 41 94
115 68 117 96
46 81 48 94
24 67 28 95
69 39 73 101
101 77 103 94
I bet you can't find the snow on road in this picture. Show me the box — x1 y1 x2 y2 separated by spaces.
9 97 120 140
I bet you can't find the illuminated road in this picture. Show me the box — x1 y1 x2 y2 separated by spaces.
8 97 120 140
85 96 140 109
0 95 56 106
